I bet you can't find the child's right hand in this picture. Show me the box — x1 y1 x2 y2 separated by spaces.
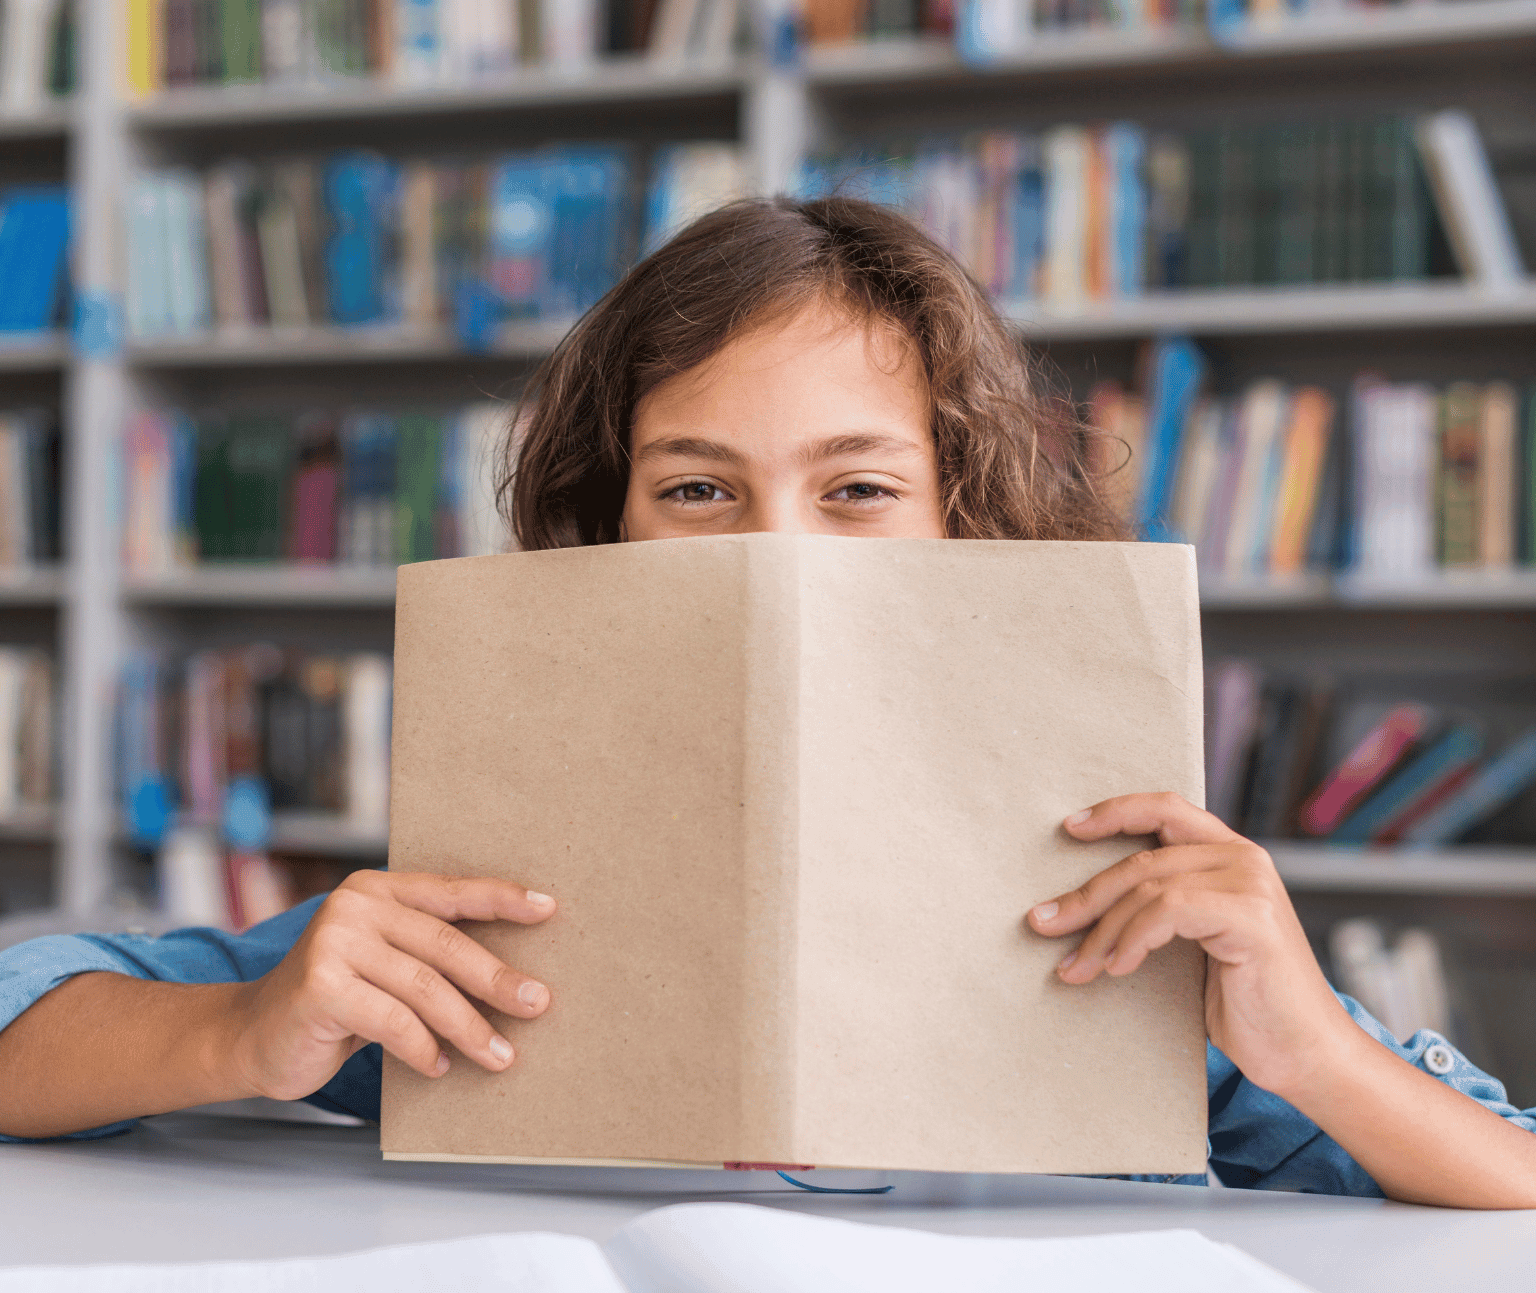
224 871 556 1101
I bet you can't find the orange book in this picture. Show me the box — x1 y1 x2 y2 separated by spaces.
1088 381 1148 526
1084 127 1109 300
804 0 866 43
1478 381 1517 568
1268 386 1336 574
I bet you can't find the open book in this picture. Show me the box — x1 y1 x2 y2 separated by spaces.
0 1202 1316 1293
384 535 1207 1173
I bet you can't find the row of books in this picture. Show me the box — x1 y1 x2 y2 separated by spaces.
1207 661 1536 846
1092 340 1536 577
1327 917 1460 1048
0 648 52 819
120 645 391 927
959 0 1469 57
126 141 748 342
121 404 509 571
0 0 73 113
122 0 740 94
0 411 62 570
0 185 70 333
796 110 1518 302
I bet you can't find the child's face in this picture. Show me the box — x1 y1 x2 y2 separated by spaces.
621 303 946 541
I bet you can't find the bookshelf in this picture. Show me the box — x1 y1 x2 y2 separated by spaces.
3 5 1536 1102
804 0 1536 85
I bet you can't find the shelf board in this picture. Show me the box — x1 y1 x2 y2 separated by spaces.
126 320 569 367
1199 573 1333 609
805 0 1536 86
127 59 744 129
0 104 71 139
0 332 69 372
123 282 1536 369
0 567 67 605
269 812 387 859
123 565 398 606
1006 281 1536 341
1268 843 1536 896
1199 569 1536 610
0 805 56 844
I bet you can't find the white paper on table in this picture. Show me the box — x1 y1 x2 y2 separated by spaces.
0 1201 1315 1293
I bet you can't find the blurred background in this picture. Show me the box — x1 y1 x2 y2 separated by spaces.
3 0 1536 1101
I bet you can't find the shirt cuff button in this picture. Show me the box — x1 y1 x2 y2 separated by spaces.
1424 1043 1456 1075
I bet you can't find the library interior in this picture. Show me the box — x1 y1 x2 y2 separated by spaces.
4 0 1536 1285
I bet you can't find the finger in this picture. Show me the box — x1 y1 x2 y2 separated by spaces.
332 977 451 1079
1062 792 1240 849
1100 889 1243 978
383 902 551 1021
350 870 557 926
1029 843 1228 938
1053 877 1167 984
354 943 517 1073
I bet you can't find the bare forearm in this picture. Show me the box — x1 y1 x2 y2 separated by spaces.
0 973 251 1139
1281 1027 1536 1209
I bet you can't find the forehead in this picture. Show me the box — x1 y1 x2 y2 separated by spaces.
632 302 928 448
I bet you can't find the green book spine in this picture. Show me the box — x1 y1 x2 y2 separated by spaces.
1341 120 1369 282
193 416 230 561
1251 124 1282 286
395 414 442 565
1184 129 1220 289
1387 116 1431 280
1273 122 1317 285
1439 384 1482 567
224 415 293 560
1216 127 1255 287
1314 120 1344 284
220 0 262 82
1524 385 1536 564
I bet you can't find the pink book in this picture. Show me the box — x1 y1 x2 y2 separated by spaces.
288 461 339 563
1300 704 1431 836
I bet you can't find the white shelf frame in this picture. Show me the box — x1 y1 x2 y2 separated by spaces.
10 0 1536 918
1268 844 1536 897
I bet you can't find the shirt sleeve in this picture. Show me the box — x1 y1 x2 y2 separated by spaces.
0 895 381 1141
1207 992 1536 1195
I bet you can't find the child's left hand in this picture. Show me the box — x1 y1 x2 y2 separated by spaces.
1027 792 1356 1100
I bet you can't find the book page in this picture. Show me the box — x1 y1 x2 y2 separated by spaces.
791 539 1207 1173
605 1203 1315 1293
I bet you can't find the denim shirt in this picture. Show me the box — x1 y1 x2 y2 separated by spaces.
3 895 1533 1194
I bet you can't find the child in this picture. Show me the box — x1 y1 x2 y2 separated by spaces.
2 198 1534 1206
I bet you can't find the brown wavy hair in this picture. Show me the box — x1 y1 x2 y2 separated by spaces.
503 196 1122 549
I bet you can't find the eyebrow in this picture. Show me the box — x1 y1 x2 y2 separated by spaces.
633 432 924 469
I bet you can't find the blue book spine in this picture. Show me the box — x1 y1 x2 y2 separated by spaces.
170 411 198 560
0 187 71 332
1109 122 1145 298
1011 139 1045 301
1402 729 1536 846
1331 725 1484 845
488 153 551 320
546 146 631 319
1136 337 1206 541
323 154 399 326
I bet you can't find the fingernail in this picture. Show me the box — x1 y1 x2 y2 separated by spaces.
1032 901 1059 923
525 891 555 909
488 1035 514 1064
1058 950 1077 972
1065 809 1092 827
518 980 549 1010
433 1052 450 1077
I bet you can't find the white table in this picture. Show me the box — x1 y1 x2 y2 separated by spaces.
2 1112 1532 1291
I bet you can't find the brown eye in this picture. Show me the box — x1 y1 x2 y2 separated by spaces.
663 481 729 505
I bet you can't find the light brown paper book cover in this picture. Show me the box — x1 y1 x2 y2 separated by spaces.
382 535 1208 1174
